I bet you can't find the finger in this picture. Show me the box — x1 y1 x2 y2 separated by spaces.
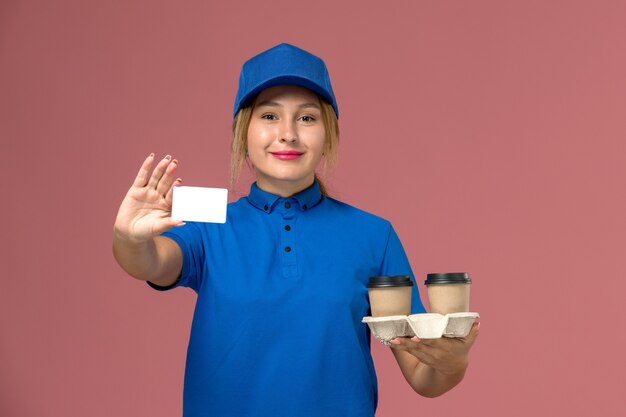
132 153 156 187
390 340 436 364
388 338 403 346
462 322 481 344
165 178 183 206
390 337 430 354
147 155 173 190
414 340 445 359
156 159 179 197
410 336 448 351
152 217 186 236
389 340 412 353
414 336 438 347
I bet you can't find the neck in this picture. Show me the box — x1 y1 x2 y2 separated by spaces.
255 175 315 197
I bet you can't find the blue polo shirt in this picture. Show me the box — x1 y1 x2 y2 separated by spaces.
150 181 425 417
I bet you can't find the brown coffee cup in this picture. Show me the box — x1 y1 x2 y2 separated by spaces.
424 272 471 315
367 276 413 317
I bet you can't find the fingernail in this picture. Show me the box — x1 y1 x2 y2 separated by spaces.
411 336 421 342
389 339 401 345
149 152 155 158
165 155 171 160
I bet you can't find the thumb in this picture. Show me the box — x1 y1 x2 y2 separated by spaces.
463 321 480 344
152 218 186 236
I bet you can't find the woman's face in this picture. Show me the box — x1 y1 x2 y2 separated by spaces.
247 85 326 196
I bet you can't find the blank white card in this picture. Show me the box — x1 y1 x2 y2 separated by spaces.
171 186 228 223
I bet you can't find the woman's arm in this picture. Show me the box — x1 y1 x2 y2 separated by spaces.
389 321 480 397
113 234 182 286
112 153 185 285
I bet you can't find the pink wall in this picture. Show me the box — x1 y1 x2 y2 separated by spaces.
2 0 625 416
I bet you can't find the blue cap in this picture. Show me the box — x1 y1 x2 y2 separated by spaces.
233 43 339 118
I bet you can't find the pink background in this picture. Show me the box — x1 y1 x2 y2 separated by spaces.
2 0 625 416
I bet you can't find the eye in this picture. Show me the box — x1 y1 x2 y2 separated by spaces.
261 113 277 120
299 115 316 123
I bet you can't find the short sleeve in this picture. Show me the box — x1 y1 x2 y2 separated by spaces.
379 224 427 314
146 222 205 293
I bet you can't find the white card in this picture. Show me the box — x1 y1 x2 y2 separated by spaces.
171 186 228 223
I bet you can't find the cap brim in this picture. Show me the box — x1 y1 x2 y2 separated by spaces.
237 75 335 114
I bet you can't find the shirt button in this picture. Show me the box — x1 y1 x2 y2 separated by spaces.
284 202 291 208
264 205 268 211
284 246 291 252
284 225 291 231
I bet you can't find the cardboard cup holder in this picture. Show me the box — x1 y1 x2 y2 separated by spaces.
361 316 414 346
442 312 479 337
362 312 479 343
407 313 449 339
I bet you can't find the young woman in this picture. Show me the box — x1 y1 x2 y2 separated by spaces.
113 43 479 417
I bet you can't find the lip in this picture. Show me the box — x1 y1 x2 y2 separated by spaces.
270 150 303 160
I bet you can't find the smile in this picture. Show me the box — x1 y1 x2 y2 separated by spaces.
271 151 303 160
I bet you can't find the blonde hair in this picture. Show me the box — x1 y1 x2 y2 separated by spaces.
230 96 339 196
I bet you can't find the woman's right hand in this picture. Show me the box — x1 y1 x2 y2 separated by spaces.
114 153 184 243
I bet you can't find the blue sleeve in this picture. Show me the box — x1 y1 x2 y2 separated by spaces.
379 224 426 314
146 222 205 293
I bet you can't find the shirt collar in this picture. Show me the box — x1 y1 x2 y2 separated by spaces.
247 181 323 214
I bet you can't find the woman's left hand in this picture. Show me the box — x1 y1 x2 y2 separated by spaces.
389 321 480 376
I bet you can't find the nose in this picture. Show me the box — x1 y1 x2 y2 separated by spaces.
278 119 298 143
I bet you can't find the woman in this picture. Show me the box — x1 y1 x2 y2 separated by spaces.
113 43 479 417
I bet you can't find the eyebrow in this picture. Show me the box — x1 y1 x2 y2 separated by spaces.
255 100 321 110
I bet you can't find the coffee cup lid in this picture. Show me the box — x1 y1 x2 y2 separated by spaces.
368 275 414 288
424 272 472 285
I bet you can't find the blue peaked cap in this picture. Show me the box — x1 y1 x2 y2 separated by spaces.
233 43 339 118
